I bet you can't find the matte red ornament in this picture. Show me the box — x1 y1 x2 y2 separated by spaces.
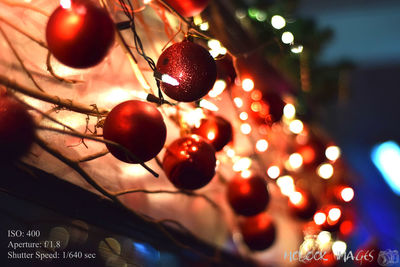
164 0 210 17
192 115 233 151
163 135 216 190
288 189 317 220
103 100 166 163
156 41 217 102
239 213 276 251
227 175 269 216
46 0 115 68
0 94 35 163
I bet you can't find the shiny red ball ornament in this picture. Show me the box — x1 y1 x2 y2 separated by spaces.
192 115 233 151
163 135 216 190
164 0 210 17
156 41 217 102
46 0 115 68
239 213 276 251
227 175 269 216
103 100 166 163
0 94 35 163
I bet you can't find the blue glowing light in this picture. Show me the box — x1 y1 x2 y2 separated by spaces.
371 141 400 196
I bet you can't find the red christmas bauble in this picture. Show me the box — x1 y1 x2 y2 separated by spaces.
239 213 276 251
263 92 285 124
192 115 233 151
164 0 210 17
227 175 269 216
288 189 317 220
163 135 216 190
46 1 115 68
103 100 166 163
156 41 217 102
216 54 237 85
0 94 35 162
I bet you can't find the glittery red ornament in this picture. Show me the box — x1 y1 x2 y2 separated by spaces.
288 189 317 220
192 115 233 151
46 1 115 68
0 94 35 163
163 135 216 190
164 0 210 17
156 41 217 102
239 213 276 251
216 55 237 85
227 175 269 216
103 100 166 163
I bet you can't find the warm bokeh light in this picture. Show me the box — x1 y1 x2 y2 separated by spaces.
242 78 254 92
199 22 209 31
277 175 295 196
207 39 221 50
199 99 219 111
207 131 216 141
267 166 280 179
225 147 235 158
289 120 304 134
241 169 252 179
288 153 303 169
256 139 269 152
233 97 243 108
317 163 334 179
271 15 286 29
317 231 331 246
328 208 341 221
251 90 262 101
332 241 347 257
289 191 303 205
326 146 341 161
239 112 248 121
240 123 252 134
283 103 296 119
60 0 71 9
208 80 227 98
314 212 327 225
341 187 354 202
233 157 252 172
281 31 294 44
181 108 205 128
291 45 304 54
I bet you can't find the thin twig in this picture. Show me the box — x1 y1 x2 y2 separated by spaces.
78 149 109 162
0 74 108 116
0 0 50 17
0 25 45 92
37 125 159 178
114 188 220 211
46 52 83 84
0 16 48 48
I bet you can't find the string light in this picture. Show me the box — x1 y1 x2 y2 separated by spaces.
341 187 354 202
326 146 341 161
239 112 248 121
314 212 326 225
267 166 280 179
288 153 303 169
317 231 331 246
208 80 226 98
317 163 334 179
283 103 296 119
199 22 209 31
281 32 294 44
241 169 252 179
332 241 347 257
233 157 252 172
256 139 269 152
199 99 219 111
289 120 304 134
233 97 243 108
240 123 252 134
60 0 71 9
242 78 254 92
328 208 341 221
289 191 303 205
277 175 295 196
271 15 286 29
291 44 303 54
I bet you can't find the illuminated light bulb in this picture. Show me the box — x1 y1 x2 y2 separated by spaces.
239 112 248 121
226 148 235 158
235 9 246 19
317 163 334 179
314 212 326 225
271 15 286 29
241 169 252 179
182 108 205 128
289 153 303 169
233 97 243 108
289 191 303 205
267 166 280 179
289 119 304 134
326 146 341 161
332 241 347 257
256 139 269 152
207 131 216 141
240 123 252 135
242 78 254 92
143 0 152 4
291 44 304 54
199 22 209 31
218 47 227 55
283 103 296 119
328 208 341 221
161 74 179 86
277 175 295 196
193 15 202 25
317 231 331 246
341 187 354 202
208 80 227 98
208 39 221 50
233 157 252 172
199 99 219 111
281 31 294 44
256 11 267 22
251 101 262 112
60 0 71 9
209 50 220 58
